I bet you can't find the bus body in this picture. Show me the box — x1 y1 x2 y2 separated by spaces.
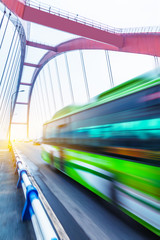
41 70 160 235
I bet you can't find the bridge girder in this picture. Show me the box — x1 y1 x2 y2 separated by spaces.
2 0 160 57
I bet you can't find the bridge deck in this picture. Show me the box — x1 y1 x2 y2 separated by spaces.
0 141 35 240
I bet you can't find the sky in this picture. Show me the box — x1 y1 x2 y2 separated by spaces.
1 0 160 139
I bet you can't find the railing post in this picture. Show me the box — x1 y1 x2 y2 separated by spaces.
12 146 59 240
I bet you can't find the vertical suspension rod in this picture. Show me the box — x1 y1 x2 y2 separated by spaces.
34 85 44 124
154 56 159 68
79 50 90 101
55 58 64 107
64 53 74 104
0 33 19 110
0 12 11 49
0 51 21 128
0 53 20 128
3 53 21 135
0 50 21 125
105 50 114 88
42 69 52 117
47 63 56 112
0 25 17 86
0 10 6 29
32 93 39 139
39 74 48 120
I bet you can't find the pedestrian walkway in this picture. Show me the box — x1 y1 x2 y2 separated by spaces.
0 141 35 240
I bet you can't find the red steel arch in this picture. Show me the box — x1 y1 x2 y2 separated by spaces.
2 0 160 56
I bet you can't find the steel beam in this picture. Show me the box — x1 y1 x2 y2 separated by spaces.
26 40 57 51
20 82 32 86
24 62 40 68
16 102 28 105
22 5 123 47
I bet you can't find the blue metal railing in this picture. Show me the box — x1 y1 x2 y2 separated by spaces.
11 145 59 240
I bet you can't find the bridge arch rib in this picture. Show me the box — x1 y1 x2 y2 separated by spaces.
27 37 122 136
27 36 158 136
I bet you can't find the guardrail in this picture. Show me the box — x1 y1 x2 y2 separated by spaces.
25 0 160 34
10 145 59 240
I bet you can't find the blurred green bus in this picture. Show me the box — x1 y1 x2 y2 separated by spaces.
42 70 160 236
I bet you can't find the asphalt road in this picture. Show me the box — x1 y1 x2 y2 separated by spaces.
15 142 158 240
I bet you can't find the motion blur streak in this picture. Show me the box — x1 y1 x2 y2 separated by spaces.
41 69 160 236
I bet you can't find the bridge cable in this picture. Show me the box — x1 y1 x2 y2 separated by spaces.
2 54 21 138
105 50 114 88
0 50 21 128
0 10 6 29
0 12 11 49
55 58 64 107
34 80 45 123
32 93 40 138
0 50 21 129
38 74 48 121
0 32 19 110
79 50 90 101
42 68 52 117
34 84 43 129
47 63 56 113
0 25 17 87
64 53 75 104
